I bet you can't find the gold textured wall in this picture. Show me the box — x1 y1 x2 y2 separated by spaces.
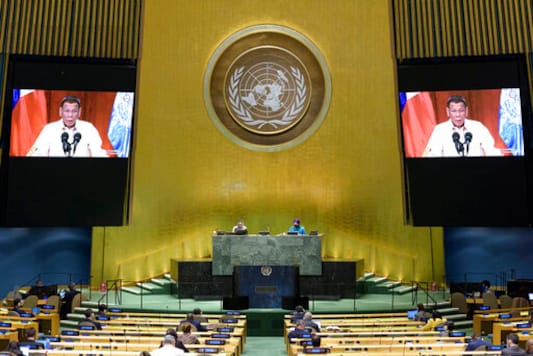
91 0 445 286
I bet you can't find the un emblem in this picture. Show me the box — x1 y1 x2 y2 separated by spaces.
204 25 331 151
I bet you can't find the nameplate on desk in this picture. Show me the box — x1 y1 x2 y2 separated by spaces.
217 327 233 332
499 313 512 319
42 304 54 310
488 345 503 351
225 311 241 315
517 322 531 328
61 330 79 336
109 308 122 313
44 336 60 342
79 325 95 330
197 348 219 354
96 316 110 321
221 318 238 323
210 333 230 338
19 313 32 318
205 339 226 345
478 305 490 310
449 331 465 337
0 322 11 327
303 348 330 354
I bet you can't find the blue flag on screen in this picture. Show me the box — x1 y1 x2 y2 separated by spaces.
107 92 134 158
498 88 523 156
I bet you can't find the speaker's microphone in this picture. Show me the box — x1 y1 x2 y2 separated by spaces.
452 132 464 156
72 132 82 154
61 132 71 156
464 132 473 155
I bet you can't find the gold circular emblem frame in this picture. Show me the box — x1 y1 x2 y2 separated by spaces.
204 25 331 152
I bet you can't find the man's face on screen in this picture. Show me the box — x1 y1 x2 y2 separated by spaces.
447 101 467 128
60 102 81 128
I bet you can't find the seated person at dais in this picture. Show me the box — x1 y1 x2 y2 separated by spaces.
288 218 306 235
232 220 248 235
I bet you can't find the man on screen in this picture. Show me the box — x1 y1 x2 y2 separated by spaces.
27 95 108 157
423 95 501 157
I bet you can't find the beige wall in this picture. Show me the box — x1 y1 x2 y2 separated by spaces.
91 0 444 286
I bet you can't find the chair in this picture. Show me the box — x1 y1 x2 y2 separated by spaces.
483 292 499 310
511 296 529 316
23 295 38 309
450 292 469 314
46 295 60 312
70 293 81 313
499 294 513 309
7 310 20 317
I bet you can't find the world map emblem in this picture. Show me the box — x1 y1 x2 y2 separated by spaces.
204 25 331 151
225 47 311 135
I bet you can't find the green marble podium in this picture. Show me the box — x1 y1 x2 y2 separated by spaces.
212 234 322 276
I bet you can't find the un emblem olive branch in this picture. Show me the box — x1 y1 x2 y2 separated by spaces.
228 65 307 129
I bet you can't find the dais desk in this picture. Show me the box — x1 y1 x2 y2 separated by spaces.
212 234 322 276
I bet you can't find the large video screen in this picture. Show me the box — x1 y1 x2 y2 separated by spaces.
0 56 136 227
398 55 532 226
400 89 523 158
10 90 134 158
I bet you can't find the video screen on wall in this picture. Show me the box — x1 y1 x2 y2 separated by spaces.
397 55 532 226
0 56 137 227
400 88 523 158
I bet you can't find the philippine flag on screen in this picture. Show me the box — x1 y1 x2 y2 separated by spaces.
10 89 48 156
498 88 523 156
107 92 134 158
400 91 437 158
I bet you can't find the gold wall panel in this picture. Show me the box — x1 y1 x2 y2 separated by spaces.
91 0 445 286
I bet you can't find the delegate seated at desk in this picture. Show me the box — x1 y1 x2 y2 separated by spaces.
288 218 306 235
232 220 248 235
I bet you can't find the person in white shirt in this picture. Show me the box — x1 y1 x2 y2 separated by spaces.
423 95 501 157
27 95 108 157
151 335 185 356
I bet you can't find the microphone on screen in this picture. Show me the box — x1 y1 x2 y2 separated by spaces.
61 132 71 156
452 132 464 156
72 132 82 154
464 132 473 155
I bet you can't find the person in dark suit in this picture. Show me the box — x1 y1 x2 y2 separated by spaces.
465 333 491 351
78 308 102 330
290 305 306 323
60 282 80 319
287 320 308 343
27 279 46 299
502 333 526 355
179 313 207 332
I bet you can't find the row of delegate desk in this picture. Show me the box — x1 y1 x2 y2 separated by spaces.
281 312 505 356
0 308 60 348
472 307 533 346
55 311 247 356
